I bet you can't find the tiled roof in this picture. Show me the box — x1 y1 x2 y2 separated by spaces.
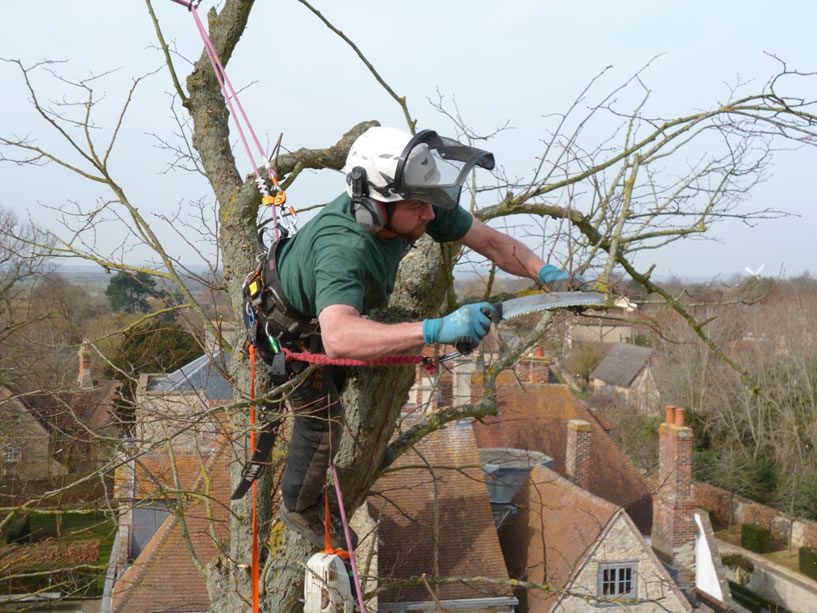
500 464 618 610
472 377 652 533
145 348 233 401
19 380 120 435
130 450 214 500
372 419 512 604
590 343 656 387
111 440 233 613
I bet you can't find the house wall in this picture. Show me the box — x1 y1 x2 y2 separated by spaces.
570 324 633 345
630 369 660 414
553 513 689 612
0 399 66 480
694 481 817 549
134 392 218 453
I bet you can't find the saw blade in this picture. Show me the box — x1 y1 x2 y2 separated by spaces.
495 291 606 321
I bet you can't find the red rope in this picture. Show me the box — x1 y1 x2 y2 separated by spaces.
282 347 438 373
249 346 259 613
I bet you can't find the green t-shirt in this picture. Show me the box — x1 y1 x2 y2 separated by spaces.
277 192 473 317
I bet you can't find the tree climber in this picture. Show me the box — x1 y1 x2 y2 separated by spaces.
237 126 575 549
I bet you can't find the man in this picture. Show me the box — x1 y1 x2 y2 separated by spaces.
237 127 573 549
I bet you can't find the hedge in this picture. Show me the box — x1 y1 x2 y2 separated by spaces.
728 581 782 613
741 523 771 553
800 546 817 582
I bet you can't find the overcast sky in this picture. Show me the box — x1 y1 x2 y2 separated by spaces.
2 1 815 280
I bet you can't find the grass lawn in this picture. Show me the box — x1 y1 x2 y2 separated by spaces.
30 510 116 544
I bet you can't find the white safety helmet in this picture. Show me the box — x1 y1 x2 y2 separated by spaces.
344 127 495 210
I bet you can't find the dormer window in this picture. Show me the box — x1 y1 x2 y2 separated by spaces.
598 561 637 599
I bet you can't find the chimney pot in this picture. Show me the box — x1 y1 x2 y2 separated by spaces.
674 407 686 427
664 405 675 425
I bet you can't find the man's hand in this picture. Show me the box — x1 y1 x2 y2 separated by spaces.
538 264 586 290
538 264 569 286
422 302 498 347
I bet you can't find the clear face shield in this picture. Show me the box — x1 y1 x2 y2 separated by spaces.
386 130 495 209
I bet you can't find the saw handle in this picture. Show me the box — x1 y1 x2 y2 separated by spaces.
453 304 502 355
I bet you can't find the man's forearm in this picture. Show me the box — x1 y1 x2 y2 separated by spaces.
461 218 544 280
320 314 425 361
483 233 543 279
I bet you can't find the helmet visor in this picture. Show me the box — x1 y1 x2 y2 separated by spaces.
393 131 495 209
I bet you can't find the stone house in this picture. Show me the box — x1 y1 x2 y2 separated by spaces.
502 463 690 611
566 312 636 347
590 343 660 412
471 374 733 610
0 345 120 481
135 346 233 453
0 386 67 481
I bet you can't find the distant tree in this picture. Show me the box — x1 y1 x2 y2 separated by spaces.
105 271 158 314
108 319 201 401
565 342 605 387
0 206 53 386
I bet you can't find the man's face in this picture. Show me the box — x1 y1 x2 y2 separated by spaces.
388 199 436 240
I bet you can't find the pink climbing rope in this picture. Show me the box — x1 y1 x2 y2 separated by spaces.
330 462 367 612
282 347 438 373
172 0 283 238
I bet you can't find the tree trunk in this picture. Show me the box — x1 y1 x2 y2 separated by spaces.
182 3 453 608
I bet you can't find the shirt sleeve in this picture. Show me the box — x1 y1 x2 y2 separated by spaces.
425 205 473 243
313 237 367 315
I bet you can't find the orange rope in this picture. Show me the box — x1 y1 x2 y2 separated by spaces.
249 345 260 613
321 484 349 560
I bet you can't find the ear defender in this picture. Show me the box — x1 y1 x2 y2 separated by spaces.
348 166 388 233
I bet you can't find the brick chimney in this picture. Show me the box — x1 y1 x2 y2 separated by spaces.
652 405 696 588
515 345 550 384
78 341 94 389
565 419 593 490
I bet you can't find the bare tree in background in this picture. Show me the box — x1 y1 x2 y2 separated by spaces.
0 207 54 386
2 0 817 608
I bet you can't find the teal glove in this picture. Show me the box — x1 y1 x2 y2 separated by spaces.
538 264 570 286
538 264 586 289
422 302 498 348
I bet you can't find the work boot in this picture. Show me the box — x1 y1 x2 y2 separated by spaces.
279 502 359 552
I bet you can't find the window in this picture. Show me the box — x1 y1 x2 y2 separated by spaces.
598 562 637 599
3 444 21 464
